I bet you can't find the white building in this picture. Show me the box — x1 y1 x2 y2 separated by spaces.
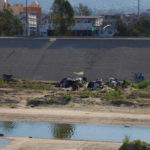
19 13 37 36
39 15 103 36
39 15 52 36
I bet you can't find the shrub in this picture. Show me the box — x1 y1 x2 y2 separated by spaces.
63 94 72 102
48 98 55 104
134 140 148 150
123 80 132 88
80 93 90 98
83 86 88 92
121 137 149 150
122 136 130 150
133 81 150 89
104 88 125 100
0 79 7 88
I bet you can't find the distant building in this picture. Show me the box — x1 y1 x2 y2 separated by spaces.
121 14 138 27
0 0 10 11
10 0 42 24
11 4 24 15
99 25 116 37
25 0 42 24
19 13 37 36
39 15 119 37
141 9 150 19
72 16 103 36
39 15 52 36
98 15 120 37
40 15 104 36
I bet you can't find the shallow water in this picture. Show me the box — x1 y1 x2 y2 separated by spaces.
0 137 11 149
0 121 150 142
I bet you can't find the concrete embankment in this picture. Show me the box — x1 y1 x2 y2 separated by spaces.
0 38 150 81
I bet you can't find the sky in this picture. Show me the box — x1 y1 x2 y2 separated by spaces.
8 0 150 14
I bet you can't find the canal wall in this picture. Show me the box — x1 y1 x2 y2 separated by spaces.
0 38 150 81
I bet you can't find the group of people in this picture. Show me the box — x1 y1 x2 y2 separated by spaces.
57 77 124 91
57 77 87 91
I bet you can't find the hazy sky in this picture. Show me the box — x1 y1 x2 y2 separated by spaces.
8 0 150 14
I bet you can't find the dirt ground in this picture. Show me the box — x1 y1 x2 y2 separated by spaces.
1 137 122 150
0 107 150 126
1 87 150 150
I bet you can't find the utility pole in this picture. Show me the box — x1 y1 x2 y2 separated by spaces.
138 0 140 17
26 0 28 36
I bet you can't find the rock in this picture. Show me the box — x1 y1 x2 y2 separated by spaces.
0 133 4 136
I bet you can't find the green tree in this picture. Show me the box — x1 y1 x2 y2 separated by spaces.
51 0 75 35
115 19 129 36
115 16 150 37
0 8 23 36
74 3 92 16
133 16 150 36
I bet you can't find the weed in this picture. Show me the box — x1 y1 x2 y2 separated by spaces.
121 137 149 150
104 88 125 100
63 94 72 102
122 136 130 150
48 98 55 104
123 80 132 88
134 140 148 150
83 86 88 92
133 81 150 89
0 79 7 88
80 93 90 98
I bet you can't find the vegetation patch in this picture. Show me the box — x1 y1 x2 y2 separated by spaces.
0 79 54 91
123 80 132 88
120 136 149 150
103 88 125 101
62 94 72 102
133 81 150 89
80 93 90 98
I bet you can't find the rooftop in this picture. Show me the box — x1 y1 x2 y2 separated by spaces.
75 16 103 19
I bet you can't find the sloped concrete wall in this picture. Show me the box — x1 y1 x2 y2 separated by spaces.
0 38 150 81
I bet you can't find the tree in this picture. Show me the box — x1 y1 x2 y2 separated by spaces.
51 0 75 35
115 17 150 37
133 16 150 36
0 8 23 36
74 3 92 16
115 19 129 36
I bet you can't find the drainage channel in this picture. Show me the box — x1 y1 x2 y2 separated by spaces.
0 121 150 142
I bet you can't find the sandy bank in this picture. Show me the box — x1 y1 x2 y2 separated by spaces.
1 137 122 150
0 108 150 126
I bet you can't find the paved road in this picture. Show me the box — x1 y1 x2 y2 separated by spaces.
0 38 150 81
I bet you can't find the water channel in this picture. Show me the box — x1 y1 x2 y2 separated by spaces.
0 121 150 143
